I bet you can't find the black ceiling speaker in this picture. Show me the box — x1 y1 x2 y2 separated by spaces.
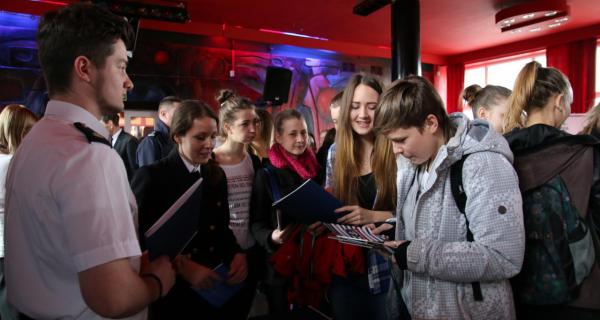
263 66 292 106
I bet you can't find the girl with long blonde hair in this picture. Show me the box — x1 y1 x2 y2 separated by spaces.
325 73 396 320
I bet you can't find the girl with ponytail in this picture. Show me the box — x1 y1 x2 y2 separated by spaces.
504 62 600 319
503 61 572 133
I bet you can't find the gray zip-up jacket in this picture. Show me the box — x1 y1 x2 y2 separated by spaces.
394 113 525 320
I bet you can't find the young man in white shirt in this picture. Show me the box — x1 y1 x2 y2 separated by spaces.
5 3 175 319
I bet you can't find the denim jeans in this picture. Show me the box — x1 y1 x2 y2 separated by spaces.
329 273 387 320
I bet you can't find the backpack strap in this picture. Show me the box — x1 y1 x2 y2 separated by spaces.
450 154 484 302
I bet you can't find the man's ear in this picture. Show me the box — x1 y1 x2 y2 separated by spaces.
73 56 93 83
424 114 439 134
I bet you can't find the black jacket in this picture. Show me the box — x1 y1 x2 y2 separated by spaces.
249 164 306 285
113 130 138 181
136 119 174 167
131 149 243 316
505 124 600 310
131 149 242 267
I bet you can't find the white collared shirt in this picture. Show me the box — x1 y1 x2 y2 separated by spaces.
111 128 123 147
5 100 144 319
179 153 202 174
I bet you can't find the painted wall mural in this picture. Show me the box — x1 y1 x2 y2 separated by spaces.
0 12 435 146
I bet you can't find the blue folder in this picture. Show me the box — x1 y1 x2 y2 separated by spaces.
195 263 244 308
144 178 202 261
272 179 344 226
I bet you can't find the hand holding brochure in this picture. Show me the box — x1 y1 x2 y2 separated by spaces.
325 223 392 253
144 178 203 261
272 179 343 227
194 263 244 307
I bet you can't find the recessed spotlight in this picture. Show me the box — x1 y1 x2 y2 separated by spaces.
495 2 569 33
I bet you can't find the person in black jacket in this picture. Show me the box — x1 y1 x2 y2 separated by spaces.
131 100 247 319
250 109 325 316
102 113 139 180
504 61 600 319
136 96 181 167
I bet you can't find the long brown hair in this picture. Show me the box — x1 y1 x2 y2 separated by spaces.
503 61 571 133
0 104 38 154
332 73 396 211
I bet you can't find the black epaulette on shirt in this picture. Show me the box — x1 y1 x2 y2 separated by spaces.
74 122 111 147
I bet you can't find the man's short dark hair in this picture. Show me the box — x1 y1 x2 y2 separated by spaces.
37 3 134 96
101 113 120 126
158 96 182 112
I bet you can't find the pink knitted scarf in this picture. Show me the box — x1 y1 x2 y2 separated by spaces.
268 143 319 180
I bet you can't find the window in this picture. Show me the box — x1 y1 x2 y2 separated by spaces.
464 50 546 91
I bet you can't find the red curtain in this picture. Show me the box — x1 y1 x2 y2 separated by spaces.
446 63 465 113
547 38 597 113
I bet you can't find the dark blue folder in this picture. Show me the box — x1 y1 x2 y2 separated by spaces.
194 263 244 308
144 178 202 261
272 179 343 226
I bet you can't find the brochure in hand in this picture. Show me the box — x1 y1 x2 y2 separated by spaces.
194 263 244 308
272 179 344 228
325 223 392 253
144 178 203 261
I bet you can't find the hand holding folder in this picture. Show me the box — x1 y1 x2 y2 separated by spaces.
193 263 245 308
325 223 393 254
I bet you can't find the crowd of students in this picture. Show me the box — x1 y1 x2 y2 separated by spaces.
1 3 600 320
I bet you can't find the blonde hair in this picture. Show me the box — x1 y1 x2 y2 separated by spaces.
332 73 396 211
0 104 38 154
503 61 572 133
580 103 600 135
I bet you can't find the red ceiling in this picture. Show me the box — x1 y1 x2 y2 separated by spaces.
3 0 600 61
182 0 600 55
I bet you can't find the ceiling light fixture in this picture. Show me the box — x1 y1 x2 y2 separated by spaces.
495 0 569 33
91 0 189 23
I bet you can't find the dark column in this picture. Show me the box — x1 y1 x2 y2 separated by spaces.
391 0 420 80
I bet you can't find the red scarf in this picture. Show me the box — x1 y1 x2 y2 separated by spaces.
268 143 319 180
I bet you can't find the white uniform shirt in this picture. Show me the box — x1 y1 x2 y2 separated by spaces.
5 100 144 319
0 153 12 258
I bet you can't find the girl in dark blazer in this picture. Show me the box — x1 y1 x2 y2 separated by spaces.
250 109 325 317
131 100 247 319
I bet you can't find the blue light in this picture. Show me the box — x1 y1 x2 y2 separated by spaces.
0 11 40 29
270 45 340 60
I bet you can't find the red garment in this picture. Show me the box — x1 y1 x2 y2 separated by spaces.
268 143 319 180
270 227 365 307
